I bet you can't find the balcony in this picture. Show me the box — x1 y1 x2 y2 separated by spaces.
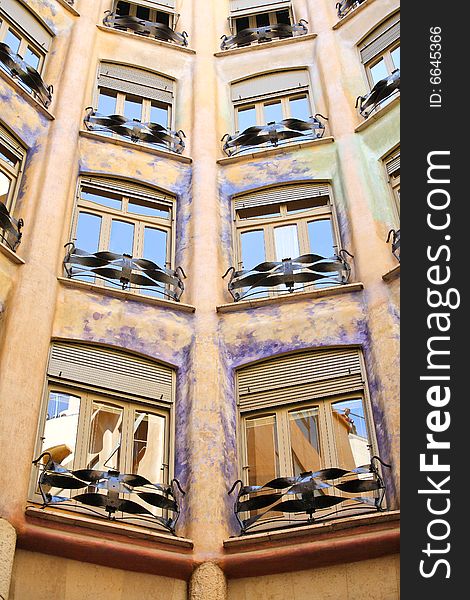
386 228 400 262
0 42 53 108
32 452 185 534
356 69 400 118
336 0 366 19
84 107 186 154
63 243 186 302
229 456 391 535
103 11 188 46
0 201 23 252
220 20 308 51
222 114 327 157
223 250 353 302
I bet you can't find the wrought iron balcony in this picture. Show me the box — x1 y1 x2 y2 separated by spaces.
222 114 327 157
223 250 353 302
336 0 366 19
0 42 53 108
229 456 390 535
220 20 308 51
84 107 186 154
32 452 185 534
0 201 23 252
103 11 188 46
386 228 400 262
356 69 400 118
63 243 186 302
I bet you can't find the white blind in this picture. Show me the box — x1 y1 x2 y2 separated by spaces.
126 0 176 11
98 63 174 105
0 0 53 50
229 0 291 17
360 13 400 64
385 151 400 176
231 70 309 103
80 176 175 208
234 183 330 212
48 343 174 403
0 125 25 162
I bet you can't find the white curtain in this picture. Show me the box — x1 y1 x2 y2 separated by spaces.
274 225 299 261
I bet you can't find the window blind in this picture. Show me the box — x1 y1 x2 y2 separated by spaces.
0 125 25 163
125 0 176 11
231 70 309 103
385 151 400 176
80 176 175 208
98 62 174 105
360 13 400 64
229 0 291 17
234 182 330 212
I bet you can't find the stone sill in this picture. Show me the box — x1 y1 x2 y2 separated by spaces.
217 282 363 313
332 0 375 30
354 96 400 133
58 276 196 313
56 0 80 17
383 264 400 281
224 509 400 551
79 130 192 164
25 505 193 549
0 70 55 121
97 25 196 54
214 33 317 58
0 240 25 264
217 136 334 166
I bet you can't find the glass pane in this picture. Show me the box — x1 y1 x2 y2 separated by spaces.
4 29 21 54
235 17 250 34
150 103 169 127
42 392 81 470
0 171 11 205
116 1 130 16
124 95 143 121
98 89 117 115
276 10 291 25
155 11 170 26
128 197 170 219
136 6 150 19
109 220 134 255
87 402 123 471
237 106 257 132
274 224 299 261
132 412 167 482
245 415 279 486
0 145 17 167
331 399 370 470
24 47 40 71
143 227 167 266
370 58 388 85
75 212 101 252
240 229 265 269
289 407 321 475
264 101 283 124
308 219 335 258
256 13 270 28
287 197 328 214
237 204 281 220
391 45 400 70
289 96 310 121
81 188 122 210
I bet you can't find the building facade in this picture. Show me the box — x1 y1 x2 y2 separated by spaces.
0 0 400 598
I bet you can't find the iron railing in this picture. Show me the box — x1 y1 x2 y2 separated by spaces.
223 250 353 302
84 107 186 154
0 42 53 108
221 20 308 50
222 114 327 157
386 228 400 262
103 11 188 46
64 243 186 302
0 201 23 252
32 452 185 534
336 0 366 19
229 456 391 535
356 69 400 118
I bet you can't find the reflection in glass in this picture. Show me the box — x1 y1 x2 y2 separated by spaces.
132 412 166 482
370 58 388 85
143 227 167 266
124 96 143 121
24 47 40 70
76 212 102 252
4 29 21 54
245 415 279 486
81 189 122 210
289 96 310 121
289 407 321 475
98 89 117 115
128 198 170 219
0 172 11 206
331 398 370 470
264 101 283 124
87 402 123 471
241 229 265 269
391 45 400 69
109 220 134 255
237 106 257 132
42 392 81 469
308 219 335 257
150 103 169 127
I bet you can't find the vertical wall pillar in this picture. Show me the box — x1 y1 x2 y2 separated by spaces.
0 519 16 600
189 563 227 600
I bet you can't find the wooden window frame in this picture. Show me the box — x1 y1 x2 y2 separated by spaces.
384 149 400 224
0 16 46 73
114 1 176 29
96 87 172 129
234 91 312 132
0 126 25 215
233 8 294 32
365 40 400 89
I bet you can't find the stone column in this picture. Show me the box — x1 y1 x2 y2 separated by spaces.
189 563 227 600
0 519 16 600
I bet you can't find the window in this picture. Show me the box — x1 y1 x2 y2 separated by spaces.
0 125 25 250
234 9 292 34
359 13 400 90
31 343 175 528
95 62 174 129
384 148 400 221
114 1 175 28
229 0 294 31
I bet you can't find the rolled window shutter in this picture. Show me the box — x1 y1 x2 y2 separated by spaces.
234 183 330 212
131 0 176 11
0 0 53 50
360 14 400 64
98 63 174 105
385 152 400 176
232 70 309 103
80 176 175 209
48 343 174 403
0 125 25 163
238 349 364 412
230 0 291 17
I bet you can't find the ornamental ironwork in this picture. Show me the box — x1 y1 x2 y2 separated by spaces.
0 201 23 252
220 20 308 50
223 250 353 302
64 243 186 302
84 107 186 154
222 114 327 157
386 228 400 262
0 42 53 108
103 11 188 46
356 69 400 118
336 0 366 19
32 452 185 534
229 456 391 535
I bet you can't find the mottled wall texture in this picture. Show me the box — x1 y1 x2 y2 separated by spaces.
0 0 399 597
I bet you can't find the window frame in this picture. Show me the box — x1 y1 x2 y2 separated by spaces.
0 15 46 74
365 40 400 89
383 147 400 224
114 1 176 29
95 87 172 129
232 8 293 33
234 91 313 132
0 125 25 215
